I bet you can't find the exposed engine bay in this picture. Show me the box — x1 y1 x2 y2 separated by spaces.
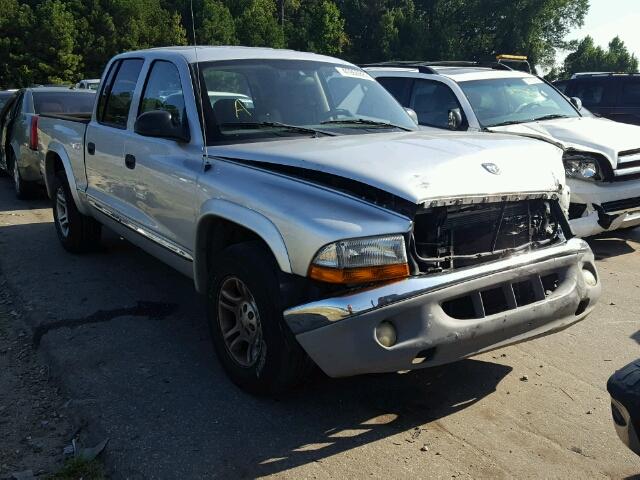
411 199 566 273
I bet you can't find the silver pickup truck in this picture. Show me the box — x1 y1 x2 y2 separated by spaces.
39 46 601 395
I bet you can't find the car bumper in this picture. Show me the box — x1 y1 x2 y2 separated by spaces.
284 238 600 378
569 178 640 237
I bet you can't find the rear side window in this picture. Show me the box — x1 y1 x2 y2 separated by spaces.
33 92 95 115
139 61 186 126
99 58 144 128
376 77 413 106
410 79 462 129
621 79 640 107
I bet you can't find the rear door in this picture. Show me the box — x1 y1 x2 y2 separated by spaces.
615 77 640 126
123 59 199 253
85 58 144 214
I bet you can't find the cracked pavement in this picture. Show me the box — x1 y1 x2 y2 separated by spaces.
0 179 639 479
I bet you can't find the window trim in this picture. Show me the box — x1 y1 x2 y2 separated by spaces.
97 57 145 130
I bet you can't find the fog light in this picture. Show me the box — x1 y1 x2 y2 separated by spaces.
375 321 397 347
582 268 597 287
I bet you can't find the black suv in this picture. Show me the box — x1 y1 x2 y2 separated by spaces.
557 74 640 126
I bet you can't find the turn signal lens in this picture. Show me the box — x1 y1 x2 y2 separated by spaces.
309 234 409 284
309 263 410 284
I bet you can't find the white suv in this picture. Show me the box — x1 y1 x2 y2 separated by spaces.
365 62 640 237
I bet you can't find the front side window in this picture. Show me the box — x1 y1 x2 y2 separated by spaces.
459 76 580 128
410 80 462 129
139 61 186 127
376 77 413 105
571 80 608 107
100 58 144 128
198 60 416 143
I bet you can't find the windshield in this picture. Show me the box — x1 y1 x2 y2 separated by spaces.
459 76 580 128
198 59 416 143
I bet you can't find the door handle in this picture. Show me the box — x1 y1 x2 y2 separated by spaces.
125 154 136 169
87 142 95 155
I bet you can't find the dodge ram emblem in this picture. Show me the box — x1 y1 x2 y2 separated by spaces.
482 163 501 175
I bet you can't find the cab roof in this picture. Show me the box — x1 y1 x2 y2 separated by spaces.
116 46 353 67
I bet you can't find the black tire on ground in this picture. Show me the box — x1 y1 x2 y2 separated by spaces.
9 152 34 200
207 241 313 395
52 171 101 253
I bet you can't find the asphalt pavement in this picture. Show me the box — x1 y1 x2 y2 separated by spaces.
0 178 639 479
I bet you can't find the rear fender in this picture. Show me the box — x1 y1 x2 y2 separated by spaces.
43 144 90 215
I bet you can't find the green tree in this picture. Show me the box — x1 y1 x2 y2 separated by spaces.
32 0 82 84
561 35 638 78
236 0 285 48
200 0 238 45
286 0 347 56
0 0 35 87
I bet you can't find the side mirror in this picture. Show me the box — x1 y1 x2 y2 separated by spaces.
134 110 190 143
448 108 463 130
404 107 419 125
570 97 583 111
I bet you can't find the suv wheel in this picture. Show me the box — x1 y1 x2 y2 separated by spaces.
52 172 101 252
207 241 313 395
11 155 32 200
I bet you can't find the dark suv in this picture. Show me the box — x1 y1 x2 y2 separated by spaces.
558 74 640 126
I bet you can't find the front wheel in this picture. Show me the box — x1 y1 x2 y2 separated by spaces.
207 242 313 395
11 156 34 200
52 172 101 253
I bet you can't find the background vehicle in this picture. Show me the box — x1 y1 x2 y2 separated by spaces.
608 359 640 456
555 73 640 126
0 87 95 198
75 79 100 91
0 90 16 110
366 62 640 237
40 47 599 395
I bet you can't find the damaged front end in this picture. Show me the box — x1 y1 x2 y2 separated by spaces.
285 194 601 378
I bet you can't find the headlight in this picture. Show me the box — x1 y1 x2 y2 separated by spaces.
309 234 409 284
563 152 603 181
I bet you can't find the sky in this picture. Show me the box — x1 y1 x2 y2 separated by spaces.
558 0 640 64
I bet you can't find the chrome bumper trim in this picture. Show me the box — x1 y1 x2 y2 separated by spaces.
284 237 590 334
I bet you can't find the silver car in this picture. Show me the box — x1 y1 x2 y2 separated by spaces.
1 87 95 198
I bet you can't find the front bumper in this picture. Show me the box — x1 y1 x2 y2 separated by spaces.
284 238 600 378
569 178 640 237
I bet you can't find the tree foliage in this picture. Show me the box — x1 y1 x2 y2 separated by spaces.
553 36 639 79
0 0 607 88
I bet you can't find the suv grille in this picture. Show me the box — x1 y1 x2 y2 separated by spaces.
615 149 640 181
411 199 564 273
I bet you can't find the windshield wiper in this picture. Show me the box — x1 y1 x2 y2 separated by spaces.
320 118 413 131
219 121 337 137
486 120 527 128
530 114 571 122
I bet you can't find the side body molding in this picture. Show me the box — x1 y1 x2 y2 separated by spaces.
194 199 292 293
43 143 91 215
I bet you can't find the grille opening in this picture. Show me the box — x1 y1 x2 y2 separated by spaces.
541 273 560 295
481 287 509 316
442 295 477 320
412 199 564 274
575 299 590 316
513 280 537 306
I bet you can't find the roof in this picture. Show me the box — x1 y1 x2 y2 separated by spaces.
364 63 533 82
116 46 353 67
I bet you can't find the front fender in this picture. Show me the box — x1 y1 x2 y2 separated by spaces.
194 199 292 293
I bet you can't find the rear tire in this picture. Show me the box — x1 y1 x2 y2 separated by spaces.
10 153 34 200
52 171 101 253
207 241 313 395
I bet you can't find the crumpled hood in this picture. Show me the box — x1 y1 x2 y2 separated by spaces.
492 116 640 168
210 130 565 205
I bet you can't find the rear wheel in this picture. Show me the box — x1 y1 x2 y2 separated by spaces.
207 241 313 395
10 153 33 200
52 172 101 252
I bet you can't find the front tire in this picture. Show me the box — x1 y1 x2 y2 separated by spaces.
207 241 312 395
52 172 101 252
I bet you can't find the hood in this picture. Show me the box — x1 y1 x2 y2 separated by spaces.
210 130 565 205
492 116 640 168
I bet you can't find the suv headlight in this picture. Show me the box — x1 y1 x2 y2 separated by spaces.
563 152 603 181
309 234 409 284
